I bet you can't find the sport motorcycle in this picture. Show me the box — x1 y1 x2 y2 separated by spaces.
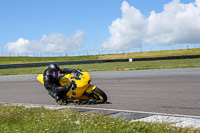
37 70 107 104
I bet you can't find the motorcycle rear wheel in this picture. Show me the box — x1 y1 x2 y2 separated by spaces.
90 87 107 103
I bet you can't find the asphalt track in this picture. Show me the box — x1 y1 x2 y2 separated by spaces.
0 68 200 116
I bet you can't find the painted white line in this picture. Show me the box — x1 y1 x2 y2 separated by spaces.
69 106 200 119
174 119 200 129
130 115 193 123
0 102 74 110
130 115 200 129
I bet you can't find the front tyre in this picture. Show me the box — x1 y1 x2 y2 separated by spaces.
90 87 107 103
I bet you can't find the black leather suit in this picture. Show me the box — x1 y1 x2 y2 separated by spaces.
43 68 76 99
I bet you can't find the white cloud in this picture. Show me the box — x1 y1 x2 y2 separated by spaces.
4 30 86 54
4 38 31 54
100 0 200 51
100 1 146 51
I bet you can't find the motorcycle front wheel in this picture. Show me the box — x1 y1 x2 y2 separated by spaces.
90 87 107 103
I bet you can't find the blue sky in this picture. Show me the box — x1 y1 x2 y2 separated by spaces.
0 0 199 56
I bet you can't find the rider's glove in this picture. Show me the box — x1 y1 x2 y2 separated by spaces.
65 81 76 91
70 81 77 90
65 85 70 91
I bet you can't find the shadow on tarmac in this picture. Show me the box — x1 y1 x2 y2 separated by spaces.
57 99 111 106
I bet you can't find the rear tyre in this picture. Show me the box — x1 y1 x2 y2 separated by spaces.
90 87 107 103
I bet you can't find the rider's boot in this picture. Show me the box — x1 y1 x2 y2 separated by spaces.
54 95 61 102
48 90 61 102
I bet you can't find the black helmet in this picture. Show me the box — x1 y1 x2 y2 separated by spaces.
48 63 60 78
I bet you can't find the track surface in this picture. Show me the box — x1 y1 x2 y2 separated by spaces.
0 68 200 116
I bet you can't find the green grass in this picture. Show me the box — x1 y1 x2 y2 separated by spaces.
0 55 99 64
99 48 200 59
0 48 199 64
0 105 199 133
0 48 199 76
0 58 200 75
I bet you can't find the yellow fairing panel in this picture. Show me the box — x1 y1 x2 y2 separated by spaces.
59 75 71 86
86 85 96 93
66 72 92 99
37 74 44 84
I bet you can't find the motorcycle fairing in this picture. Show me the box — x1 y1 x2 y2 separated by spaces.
37 72 96 99
37 74 44 84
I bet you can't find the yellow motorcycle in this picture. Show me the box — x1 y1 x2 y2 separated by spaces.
37 71 107 104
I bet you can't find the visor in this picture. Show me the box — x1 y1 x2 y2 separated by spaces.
52 70 60 77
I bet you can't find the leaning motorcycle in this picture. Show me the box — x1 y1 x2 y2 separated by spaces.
37 70 107 104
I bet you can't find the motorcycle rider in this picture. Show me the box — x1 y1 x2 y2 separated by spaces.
43 63 78 102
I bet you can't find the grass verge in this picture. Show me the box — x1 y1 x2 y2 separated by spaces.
0 105 199 133
0 58 200 75
0 55 99 64
0 48 199 64
99 48 200 60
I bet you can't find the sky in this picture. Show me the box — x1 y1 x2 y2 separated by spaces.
0 0 199 56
